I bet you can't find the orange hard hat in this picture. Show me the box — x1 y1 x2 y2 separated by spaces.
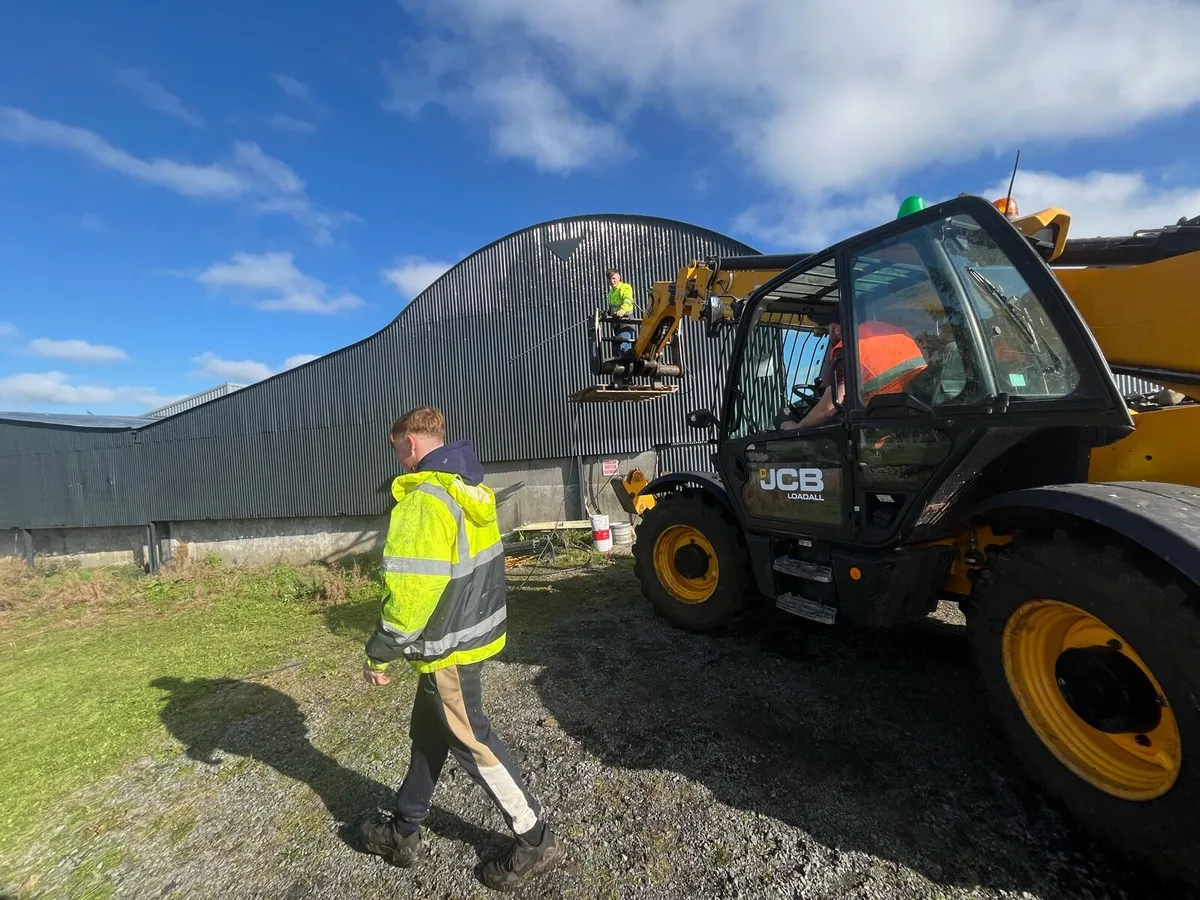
993 196 1019 217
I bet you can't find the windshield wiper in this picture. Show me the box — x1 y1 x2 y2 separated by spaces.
966 267 1068 376
966 267 1042 350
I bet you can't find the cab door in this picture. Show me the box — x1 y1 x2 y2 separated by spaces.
715 253 855 543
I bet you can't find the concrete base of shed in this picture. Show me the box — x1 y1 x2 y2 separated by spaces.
2 451 654 570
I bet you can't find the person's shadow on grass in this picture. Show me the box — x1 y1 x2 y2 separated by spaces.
149 676 500 860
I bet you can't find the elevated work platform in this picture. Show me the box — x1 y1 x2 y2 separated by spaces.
570 385 679 403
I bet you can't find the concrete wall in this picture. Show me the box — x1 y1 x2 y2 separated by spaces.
2 525 151 569
2 452 656 570
166 515 388 568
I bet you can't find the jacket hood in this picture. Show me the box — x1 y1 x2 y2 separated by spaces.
417 440 485 485
392 440 496 526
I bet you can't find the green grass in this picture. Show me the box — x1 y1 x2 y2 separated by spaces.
0 557 381 857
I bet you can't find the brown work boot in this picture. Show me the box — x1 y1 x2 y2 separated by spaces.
481 824 564 891
359 814 423 868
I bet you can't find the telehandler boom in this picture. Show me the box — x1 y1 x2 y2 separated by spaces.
575 194 1200 887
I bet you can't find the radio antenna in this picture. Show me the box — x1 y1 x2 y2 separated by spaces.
1004 149 1021 214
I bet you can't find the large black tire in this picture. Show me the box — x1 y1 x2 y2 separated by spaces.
968 523 1200 887
633 489 752 633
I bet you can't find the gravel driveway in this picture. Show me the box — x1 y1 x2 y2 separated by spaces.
4 558 1194 900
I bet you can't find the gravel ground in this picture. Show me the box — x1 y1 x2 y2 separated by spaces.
3 558 1196 900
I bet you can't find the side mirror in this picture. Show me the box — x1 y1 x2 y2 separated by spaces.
687 408 719 429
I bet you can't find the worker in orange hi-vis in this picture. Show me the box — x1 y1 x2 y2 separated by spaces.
782 319 927 431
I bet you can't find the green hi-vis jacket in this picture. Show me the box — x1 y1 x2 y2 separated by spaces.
607 281 634 316
364 461 507 674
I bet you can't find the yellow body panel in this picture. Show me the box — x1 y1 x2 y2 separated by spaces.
1054 254 1200 401
1087 405 1200 487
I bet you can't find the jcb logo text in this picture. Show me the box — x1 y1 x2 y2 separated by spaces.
758 467 825 501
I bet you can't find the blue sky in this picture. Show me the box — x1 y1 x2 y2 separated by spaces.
2 0 1199 414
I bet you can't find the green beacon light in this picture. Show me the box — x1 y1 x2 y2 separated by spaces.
897 195 926 218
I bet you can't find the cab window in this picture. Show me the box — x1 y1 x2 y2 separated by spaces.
848 212 1083 409
727 258 839 440
849 231 990 408
946 215 1082 398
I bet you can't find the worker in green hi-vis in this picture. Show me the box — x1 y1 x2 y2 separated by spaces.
605 267 636 356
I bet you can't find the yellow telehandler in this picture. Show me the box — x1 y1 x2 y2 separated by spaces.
575 194 1200 886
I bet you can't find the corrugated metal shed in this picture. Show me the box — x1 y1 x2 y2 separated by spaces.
2 214 758 529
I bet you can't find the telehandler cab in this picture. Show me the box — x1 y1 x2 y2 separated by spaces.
577 194 1200 885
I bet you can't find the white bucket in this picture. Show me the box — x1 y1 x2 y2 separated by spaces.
591 514 613 553
610 521 634 554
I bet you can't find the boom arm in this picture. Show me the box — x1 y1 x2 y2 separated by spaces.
631 255 803 360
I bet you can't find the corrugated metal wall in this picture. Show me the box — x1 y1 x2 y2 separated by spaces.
2 214 757 529
1114 373 1162 398
656 442 718 476
0 423 150 528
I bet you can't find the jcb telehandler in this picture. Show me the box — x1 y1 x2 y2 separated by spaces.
576 194 1200 885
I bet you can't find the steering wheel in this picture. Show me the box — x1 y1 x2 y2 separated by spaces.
774 382 822 431
791 383 821 408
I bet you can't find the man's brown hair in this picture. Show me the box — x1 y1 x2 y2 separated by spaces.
390 405 445 443
606 267 620 278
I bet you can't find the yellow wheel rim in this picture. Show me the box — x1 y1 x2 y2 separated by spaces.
653 525 718 604
1002 599 1181 801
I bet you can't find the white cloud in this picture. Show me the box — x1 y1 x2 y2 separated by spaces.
388 0 1200 197
191 350 327 382
80 213 109 234
477 74 627 172
268 113 316 134
199 250 319 293
382 255 453 299
114 68 205 128
982 169 1200 238
385 53 626 173
256 292 363 314
28 338 129 363
273 74 310 100
0 371 177 408
0 322 18 340
735 192 902 250
0 107 353 243
191 352 273 383
0 106 244 198
197 251 364 315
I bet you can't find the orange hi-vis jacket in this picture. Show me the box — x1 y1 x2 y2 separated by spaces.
831 320 927 401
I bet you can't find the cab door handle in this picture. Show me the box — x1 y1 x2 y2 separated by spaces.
733 456 749 480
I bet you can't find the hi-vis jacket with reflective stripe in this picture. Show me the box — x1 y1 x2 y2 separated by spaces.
364 458 507 674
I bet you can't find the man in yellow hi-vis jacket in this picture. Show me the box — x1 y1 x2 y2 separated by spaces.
358 406 563 891
606 267 636 356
